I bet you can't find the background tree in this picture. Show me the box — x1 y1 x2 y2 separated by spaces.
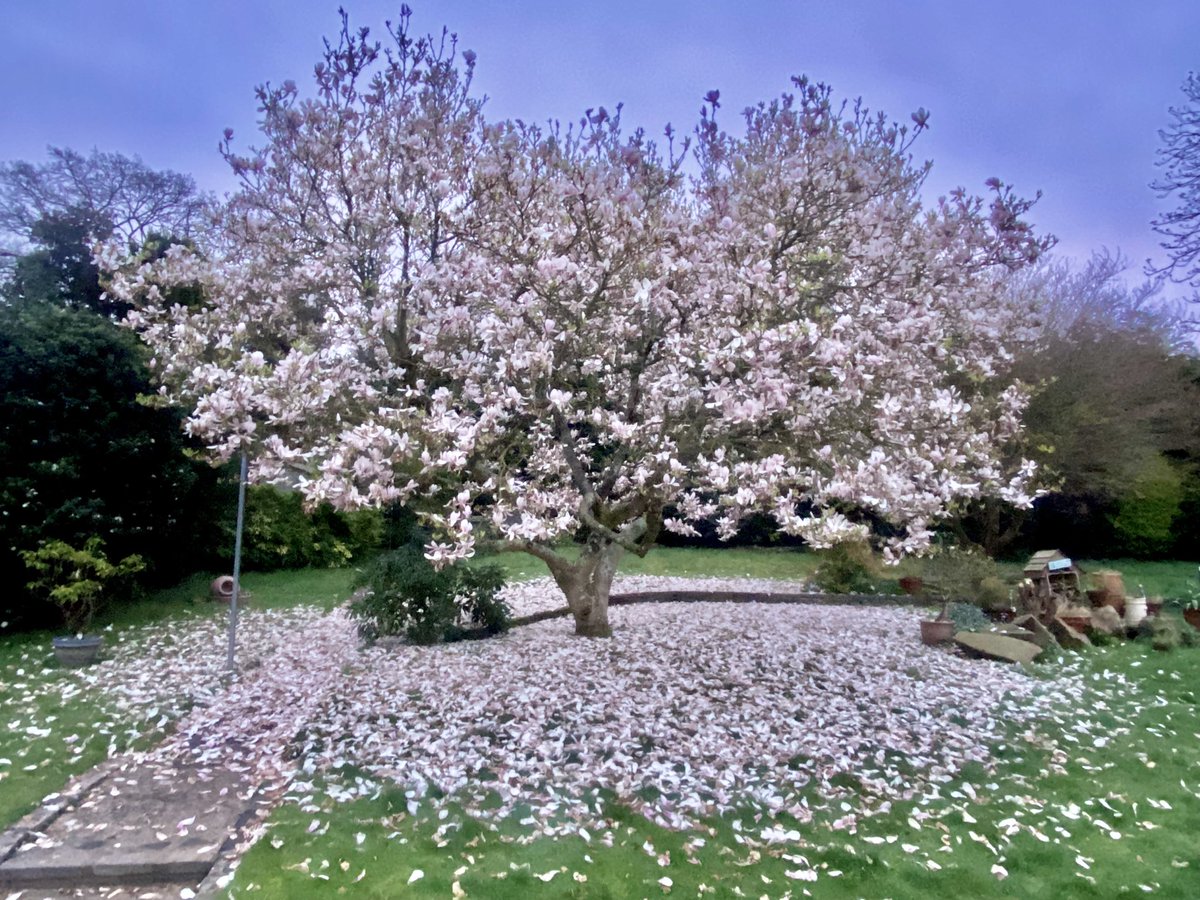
106 12 1048 637
0 147 208 258
953 252 1200 558
0 301 230 629
1150 71 1200 289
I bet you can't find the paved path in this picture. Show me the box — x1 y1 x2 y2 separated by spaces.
0 610 361 897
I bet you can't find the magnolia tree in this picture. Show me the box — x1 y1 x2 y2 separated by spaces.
104 10 1049 637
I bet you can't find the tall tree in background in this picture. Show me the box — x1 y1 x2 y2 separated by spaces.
975 253 1200 558
106 10 1048 636
0 147 208 252
0 147 209 314
0 149 224 629
1150 72 1200 305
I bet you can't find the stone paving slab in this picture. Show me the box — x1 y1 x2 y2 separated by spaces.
0 765 254 890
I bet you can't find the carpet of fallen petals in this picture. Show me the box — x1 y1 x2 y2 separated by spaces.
0 607 328 802
287 577 1079 835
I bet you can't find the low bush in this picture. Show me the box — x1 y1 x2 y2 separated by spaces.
921 545 1001 604
350 544 509 645
811 542 876 594
236 486 384 571
21 537 145 633
946 601 990 632
976 575 1012 611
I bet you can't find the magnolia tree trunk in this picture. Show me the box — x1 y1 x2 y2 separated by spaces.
549 537 624 637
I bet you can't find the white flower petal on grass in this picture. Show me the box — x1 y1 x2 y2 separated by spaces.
407 869 424 884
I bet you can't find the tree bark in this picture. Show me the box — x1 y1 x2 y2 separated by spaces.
550 537 624 638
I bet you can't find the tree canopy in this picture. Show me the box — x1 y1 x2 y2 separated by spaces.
1151 71 1200 289
105 9 1050 635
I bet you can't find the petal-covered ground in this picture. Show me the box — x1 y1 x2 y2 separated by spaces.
290 578 1077 835
0 607 328 814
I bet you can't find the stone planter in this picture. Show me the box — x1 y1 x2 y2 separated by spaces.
919 619 955 645
52 635 103 667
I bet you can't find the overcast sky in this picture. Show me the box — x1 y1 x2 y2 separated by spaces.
3 0 1197 289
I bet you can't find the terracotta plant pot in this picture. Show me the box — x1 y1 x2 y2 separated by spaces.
1184 609 1200 631
920 619 956 645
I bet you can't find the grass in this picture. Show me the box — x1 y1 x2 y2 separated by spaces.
482 545 1200 605
477 545 824 584
232 637 1200 898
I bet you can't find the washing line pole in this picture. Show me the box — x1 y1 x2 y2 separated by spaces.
227 450 249 672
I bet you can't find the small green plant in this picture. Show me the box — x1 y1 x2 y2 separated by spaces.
977 575 1011 611
351 544 510 645
921 545 1000 603
21 537 145 634
1170 577 1200 611
812 541 876 594
946 601 990 632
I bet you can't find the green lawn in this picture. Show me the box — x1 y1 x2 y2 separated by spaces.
478 545 825 584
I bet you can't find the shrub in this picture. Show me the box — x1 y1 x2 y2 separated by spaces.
21 537 145 633
0 301 228 628
977 575 1012 612
1111 455 1184 558
812 541 876 594
235 485 384 571
921 545 1001 603
350 544 509 645
946 601 990 631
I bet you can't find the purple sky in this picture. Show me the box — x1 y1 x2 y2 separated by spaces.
3 1 1197 288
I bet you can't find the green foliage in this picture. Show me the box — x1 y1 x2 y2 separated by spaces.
921 545 1000 603
351 544 510 645
8 210 115 314
811 541 877 594
946 601 990 631
21 537 145 633
1111 455 1184 558
0 301 228 629
976 575 1011 611
236 485 383 571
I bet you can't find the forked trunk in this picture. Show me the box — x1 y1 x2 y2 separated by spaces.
551 539 623 638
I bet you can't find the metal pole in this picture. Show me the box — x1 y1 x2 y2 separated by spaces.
227 450 249 672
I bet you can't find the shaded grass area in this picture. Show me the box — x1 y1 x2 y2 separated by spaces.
479 546 825 584
0 566 356 830
234 639 1200 898
482 545 1200 604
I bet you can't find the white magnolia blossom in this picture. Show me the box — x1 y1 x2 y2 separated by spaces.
103 14 1049 634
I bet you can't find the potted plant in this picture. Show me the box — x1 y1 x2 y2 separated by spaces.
919 609 956 645
917 545 998 644
1175 584 1200 631
21 537 145 667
